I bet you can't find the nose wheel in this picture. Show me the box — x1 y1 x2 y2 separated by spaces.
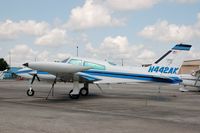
27 88 35 96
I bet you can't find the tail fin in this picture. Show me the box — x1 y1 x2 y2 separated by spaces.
148 44 192 75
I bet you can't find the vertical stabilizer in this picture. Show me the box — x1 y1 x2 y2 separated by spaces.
148 44 192 75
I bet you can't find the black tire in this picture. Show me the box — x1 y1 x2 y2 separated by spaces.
27 89 35 96
80 87 89 96
69 90 80 99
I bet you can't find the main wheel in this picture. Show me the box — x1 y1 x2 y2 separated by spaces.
69 90 80 99
80 87 89 96
27 89 35 96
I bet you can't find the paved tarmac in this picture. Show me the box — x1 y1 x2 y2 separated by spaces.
0 80 200 133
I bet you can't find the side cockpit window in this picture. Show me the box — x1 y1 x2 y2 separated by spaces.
83 61 105 70
68 59 82 66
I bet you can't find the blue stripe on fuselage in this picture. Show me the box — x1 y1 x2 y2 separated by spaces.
16 69 182 84
83 70 182 84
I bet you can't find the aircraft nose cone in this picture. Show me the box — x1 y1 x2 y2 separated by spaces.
23 63 29 67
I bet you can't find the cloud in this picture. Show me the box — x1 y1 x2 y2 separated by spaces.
0 20 49 40
56 53 71 61
65 0 124 30
139 13 200 43
36 50 49 62
105 0 160 11
35 28 69 46
31 51 71 62
188 49 200 59
137 49 155 59
86 36 156 65
7 44 38 66
6 44 72 66
65 0 195 30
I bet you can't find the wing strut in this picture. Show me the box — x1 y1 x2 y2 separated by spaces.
46 77 57 100
194 75 200 87
96 84 104 93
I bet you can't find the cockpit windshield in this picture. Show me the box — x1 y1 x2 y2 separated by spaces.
61 57 70 63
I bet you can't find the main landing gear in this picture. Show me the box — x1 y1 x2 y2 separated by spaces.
69 83 89 99
68 74 89 99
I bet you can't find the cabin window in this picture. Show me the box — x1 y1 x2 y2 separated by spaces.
108 61 117 66
68 59 82 66
83 61 105 70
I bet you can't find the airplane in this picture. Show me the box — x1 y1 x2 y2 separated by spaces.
0 69 8 80
179 69 200 92
16 44 192 99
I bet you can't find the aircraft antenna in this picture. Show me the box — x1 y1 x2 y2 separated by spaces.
76 46 79 57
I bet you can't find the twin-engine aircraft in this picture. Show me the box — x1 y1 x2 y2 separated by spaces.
16 44 192 99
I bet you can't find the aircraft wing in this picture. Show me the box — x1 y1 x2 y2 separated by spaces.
77 72 101 82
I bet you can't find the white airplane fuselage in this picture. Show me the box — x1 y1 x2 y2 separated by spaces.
17 57 181 85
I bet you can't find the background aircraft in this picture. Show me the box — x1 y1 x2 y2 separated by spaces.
16 44 192 99
179 69 200 92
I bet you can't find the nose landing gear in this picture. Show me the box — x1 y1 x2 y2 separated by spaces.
27 87 35 96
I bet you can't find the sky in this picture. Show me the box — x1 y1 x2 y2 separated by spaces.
0 0 200 67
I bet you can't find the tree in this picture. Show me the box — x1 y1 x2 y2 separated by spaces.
0 58 9 71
